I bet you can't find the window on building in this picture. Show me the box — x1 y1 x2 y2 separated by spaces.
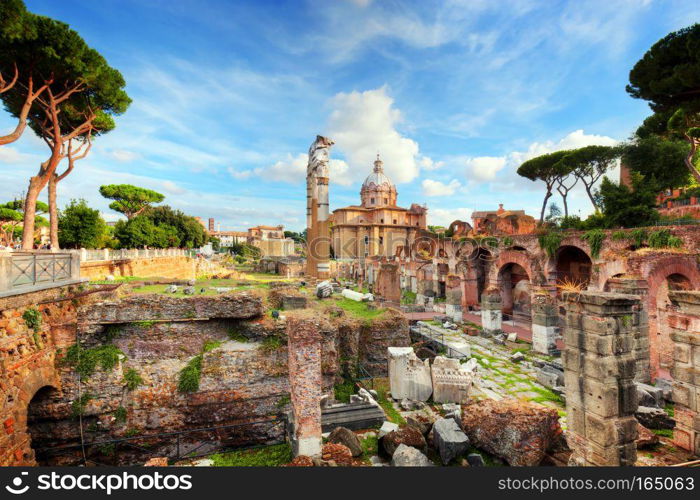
364 235 369 245
384 198 388 204
380 219 384 223
370 198 375 204
379 236 384 245
393 219 397 224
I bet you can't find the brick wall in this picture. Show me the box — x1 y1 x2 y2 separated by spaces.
80 256 196 281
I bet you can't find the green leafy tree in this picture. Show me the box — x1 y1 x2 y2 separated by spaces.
597 173 659 228
626 23 700 183
113 216 161 249
58 199 106 249
100 184 165 220
143 206 207 248
0 199 47 245
0 0 48 146
562 145 622 211
517 150 570 224
622 133 690 191
0 2 130 249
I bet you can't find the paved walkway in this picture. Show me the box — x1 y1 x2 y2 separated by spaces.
404 310 564 350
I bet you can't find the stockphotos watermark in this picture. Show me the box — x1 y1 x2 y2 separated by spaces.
3 470 192 496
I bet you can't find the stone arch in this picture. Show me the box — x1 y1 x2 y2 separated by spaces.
26 385 61 465
488 249 543 286
645 256 700 377
497 262 532 324
548 245 593 288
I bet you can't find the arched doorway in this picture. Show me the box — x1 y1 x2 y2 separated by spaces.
27 385 61 465
555 246 592 289
498 263 531 325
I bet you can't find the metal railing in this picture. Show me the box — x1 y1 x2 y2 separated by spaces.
36 416 288 466
62 248 189 262
0 251 79 294
410 322 471 359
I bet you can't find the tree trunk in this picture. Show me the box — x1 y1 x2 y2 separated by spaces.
21 176 42 250
583 183 598 211
561 194 569 218
539 190 552 225
684 140 700 184
48 174 59 250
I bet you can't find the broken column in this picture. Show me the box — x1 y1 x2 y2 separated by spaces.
604 278 651 383
375 263 401 304
562 292 638 466
480 288 502 337
445 274 463 323
668 291 700 455
287 316 323 457
388 347 432 401
430 356 476 403
531 287 559 355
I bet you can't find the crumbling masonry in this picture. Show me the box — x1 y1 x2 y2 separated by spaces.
562 292 639 466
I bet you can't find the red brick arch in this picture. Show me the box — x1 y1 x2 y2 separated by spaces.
645 255 700 379
489 249 544 286
646 256 700 312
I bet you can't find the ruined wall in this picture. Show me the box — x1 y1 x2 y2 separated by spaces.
80 256 196 281
17 291 407 464
0 284 93 465
668 291 700 455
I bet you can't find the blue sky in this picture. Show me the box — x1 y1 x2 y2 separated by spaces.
1 0 698 231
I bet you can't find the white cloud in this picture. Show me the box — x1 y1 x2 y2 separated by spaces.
422 178 462 196
419 156 444 171
109 150 139 162
464 156 508 182
161 180 186 195
326 86 425 185
227 167 253 180
428 207 474 227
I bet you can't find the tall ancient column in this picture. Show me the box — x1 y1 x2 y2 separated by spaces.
305 135 334 280
287 316 323 457
562 291 638 466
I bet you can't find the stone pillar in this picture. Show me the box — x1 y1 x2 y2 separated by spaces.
480 289 502 337
604 278 650 383
668 291 700 455
375 263 401 304
531 287 559 355
286 316 322 457
562 292 638 466
445 274 463 323
462 266 480 307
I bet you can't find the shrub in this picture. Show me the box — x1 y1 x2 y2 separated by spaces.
581 229 606 259
122 368 143 391
538 231 564 258
22 308 42 332
177 354 202 393
648 229 682 249
71 393 93 417
62 344 125 379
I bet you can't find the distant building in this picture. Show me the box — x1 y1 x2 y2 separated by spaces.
471 204 536 236
329 155 427 259
247 225 295 257
214 231 248 247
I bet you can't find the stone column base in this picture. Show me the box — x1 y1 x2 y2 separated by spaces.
532 324 558 354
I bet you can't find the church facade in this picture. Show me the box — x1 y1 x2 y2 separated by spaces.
329 155 427 260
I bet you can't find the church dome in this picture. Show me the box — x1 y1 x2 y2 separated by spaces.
363 156 394 189
361 154 397 208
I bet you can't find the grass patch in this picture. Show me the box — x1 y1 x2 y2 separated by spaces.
333 298 386 320
203 340 223 353
113 406 127 424
258 336 284 353
372 379 406 425
360 434 379 462
122 368 143 391
664 403 674 418
400 290 417 305
334 380 356 403
178 355 203 393
652 428 674 438
210 443 292 466
227 326 248 342
71 393 93 417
